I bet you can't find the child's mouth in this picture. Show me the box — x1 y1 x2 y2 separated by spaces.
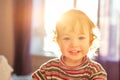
69 50 81 55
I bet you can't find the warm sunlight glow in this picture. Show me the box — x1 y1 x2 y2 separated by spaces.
76 0 98 25
43 0 73 57
44 0 73 34
31 0 99 58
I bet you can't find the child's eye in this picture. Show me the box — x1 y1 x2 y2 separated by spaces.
78 37 85 40
63 37 70 40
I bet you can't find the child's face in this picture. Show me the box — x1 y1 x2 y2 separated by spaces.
57 22 91 61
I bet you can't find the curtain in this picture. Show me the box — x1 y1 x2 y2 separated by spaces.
97 0 120 80
13 0 32 75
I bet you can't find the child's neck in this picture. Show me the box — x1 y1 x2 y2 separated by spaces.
62 56 83 67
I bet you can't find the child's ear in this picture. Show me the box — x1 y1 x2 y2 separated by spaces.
90 34 95 45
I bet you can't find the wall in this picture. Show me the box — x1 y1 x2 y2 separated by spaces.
0 0 14 66
0 0 54 73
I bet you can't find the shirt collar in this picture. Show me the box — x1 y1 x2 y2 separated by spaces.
59 55 89 69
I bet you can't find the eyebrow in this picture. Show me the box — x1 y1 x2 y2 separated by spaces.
60 33 87 36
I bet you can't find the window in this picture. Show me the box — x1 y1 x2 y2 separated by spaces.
30 0 98 57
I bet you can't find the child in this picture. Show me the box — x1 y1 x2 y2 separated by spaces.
0 55 13 80
32 9 107 80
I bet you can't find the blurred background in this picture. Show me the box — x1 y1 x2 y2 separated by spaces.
0 0 119 80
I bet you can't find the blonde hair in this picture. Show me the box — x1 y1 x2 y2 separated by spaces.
53 9 101 58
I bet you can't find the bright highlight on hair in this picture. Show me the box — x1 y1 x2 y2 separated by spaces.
52 9 101 58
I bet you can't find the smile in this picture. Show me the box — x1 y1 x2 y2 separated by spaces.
69 50 81 55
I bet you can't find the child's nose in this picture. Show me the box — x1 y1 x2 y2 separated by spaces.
70 39 79 47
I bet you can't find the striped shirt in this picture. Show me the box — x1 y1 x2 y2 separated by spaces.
32 56 107 80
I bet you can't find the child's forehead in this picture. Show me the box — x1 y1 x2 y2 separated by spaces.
57 19 90 34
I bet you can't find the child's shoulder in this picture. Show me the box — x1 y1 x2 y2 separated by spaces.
46 57 59 63
90 59 102 66
40 58 60 67
88 59 106 72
